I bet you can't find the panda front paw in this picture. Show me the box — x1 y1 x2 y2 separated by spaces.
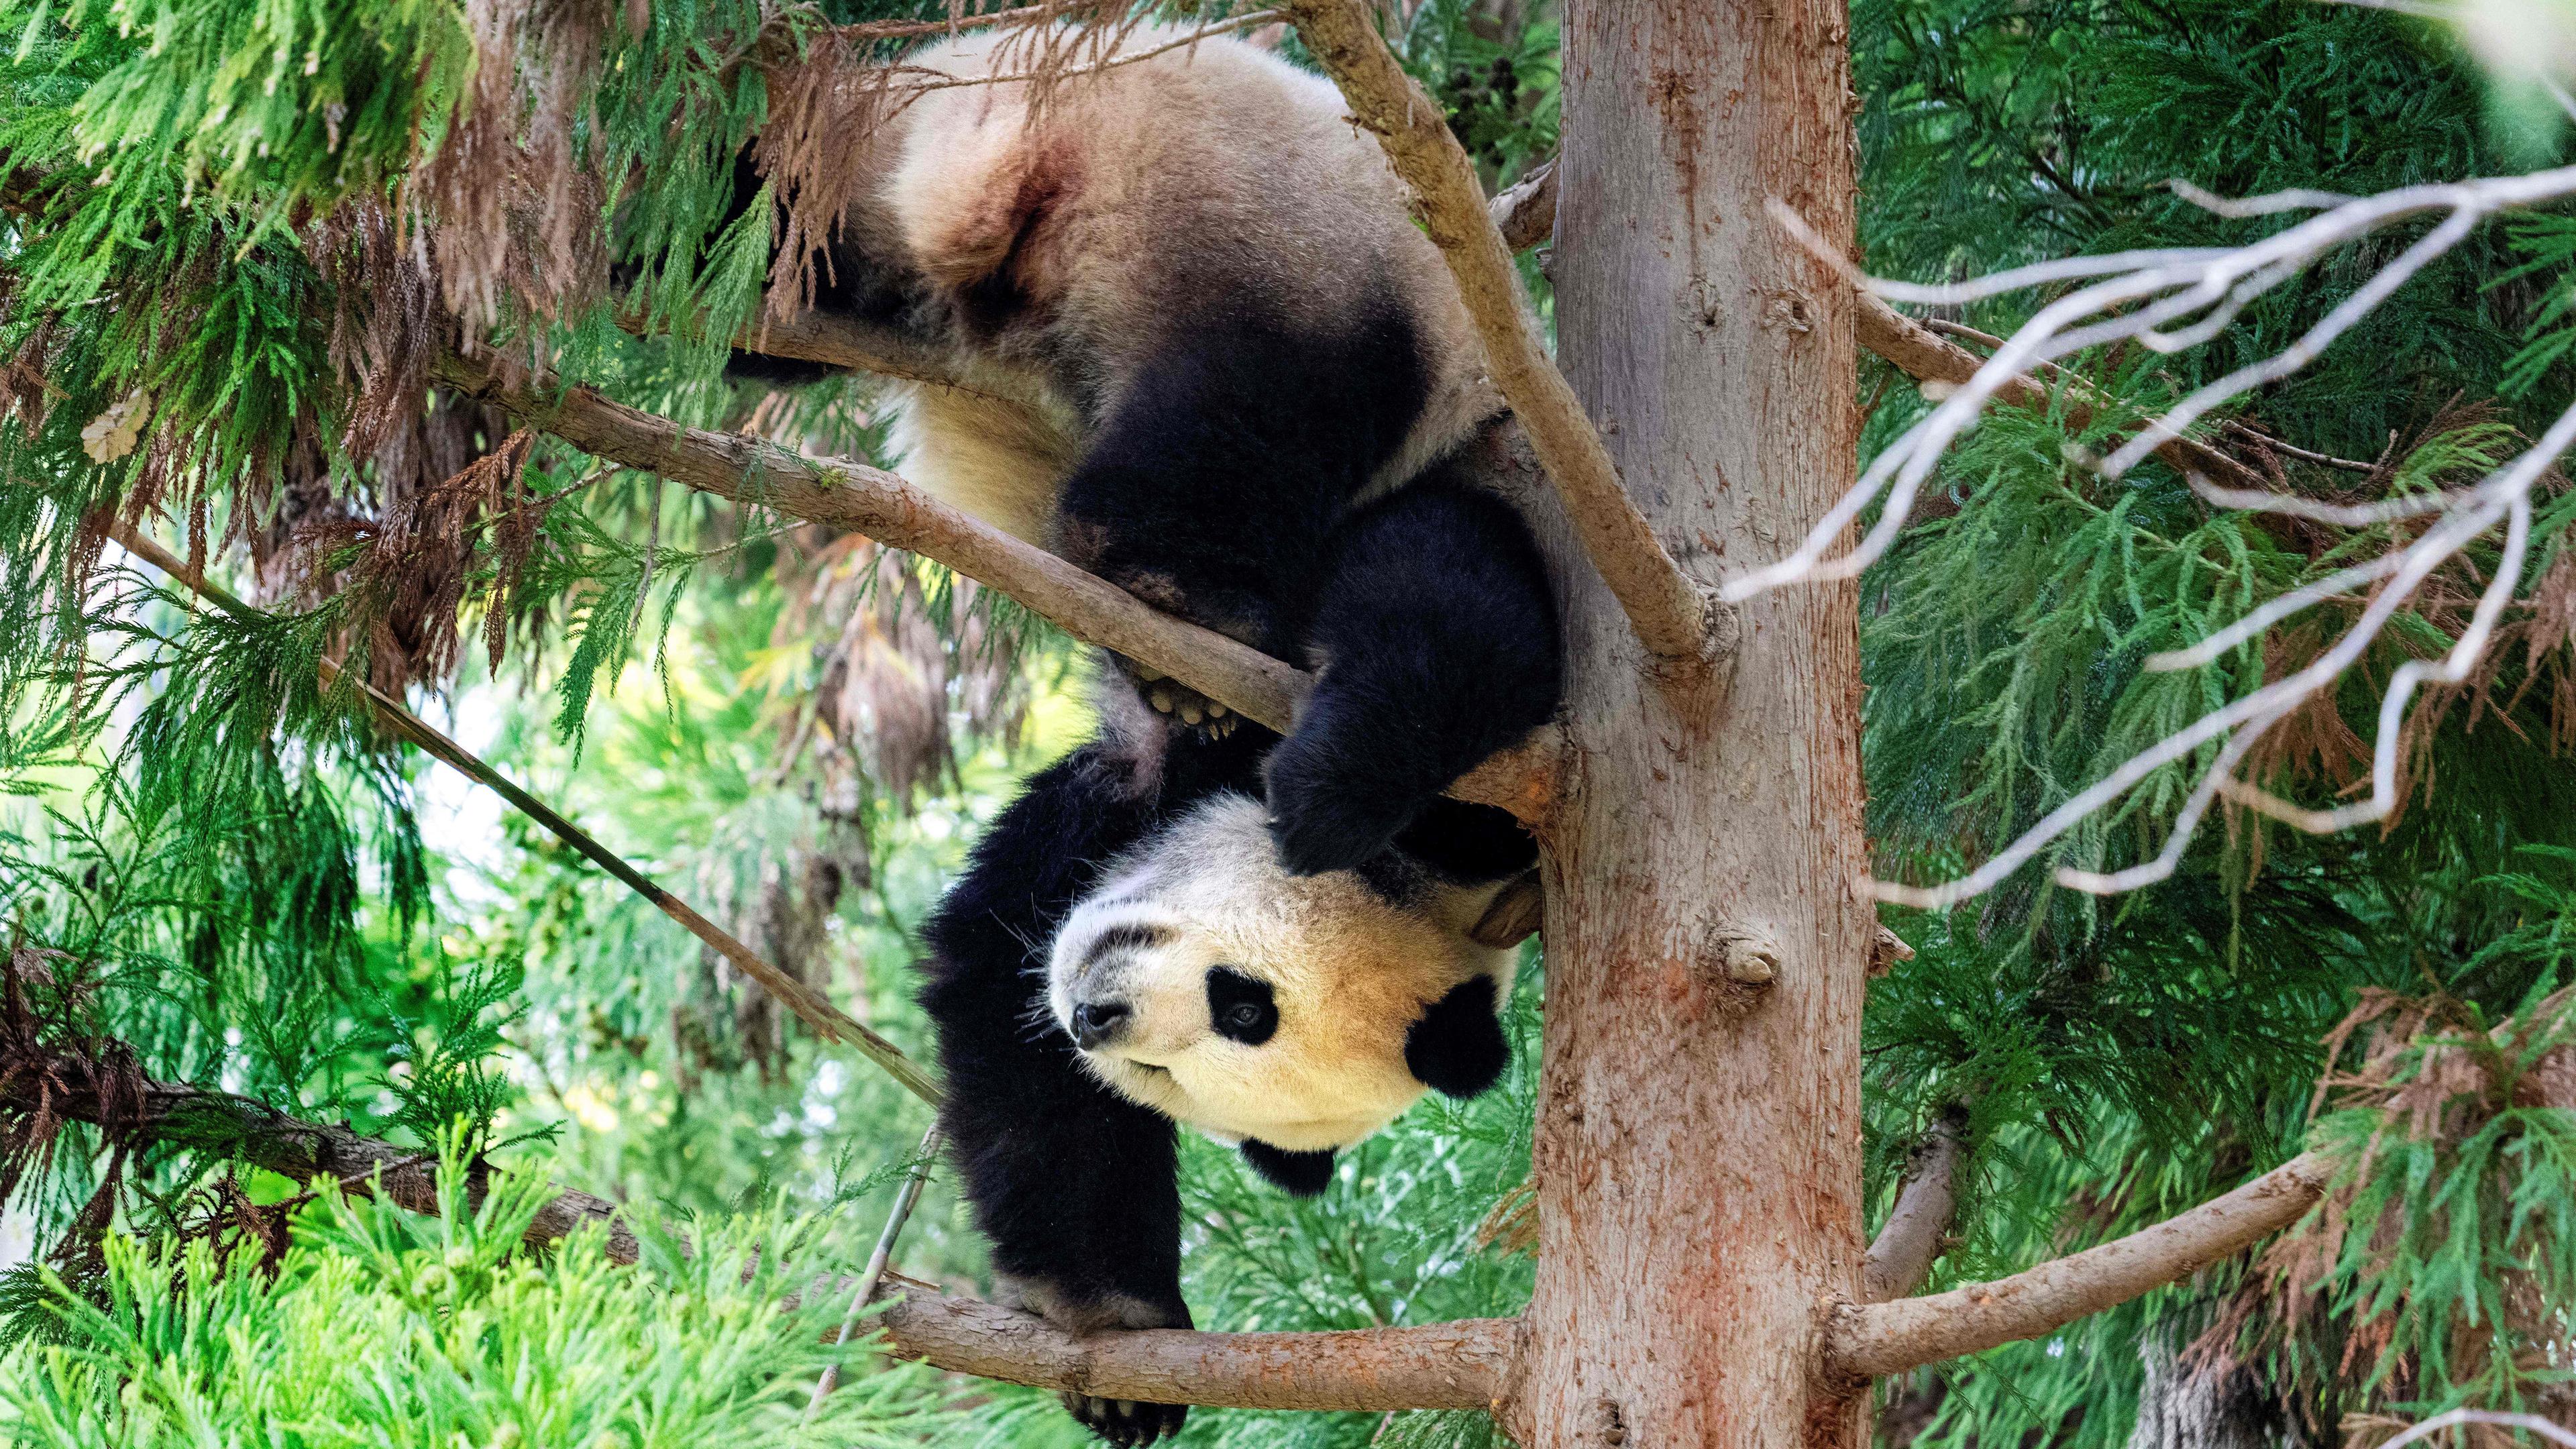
1123 661 1241 739
1263 728 1424 877
994 1275 1193 1446
1062 1392 1188 1446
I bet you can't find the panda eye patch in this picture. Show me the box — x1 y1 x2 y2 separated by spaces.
1205 967 1278 1046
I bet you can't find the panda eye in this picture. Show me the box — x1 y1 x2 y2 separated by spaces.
1205 965 1278 1046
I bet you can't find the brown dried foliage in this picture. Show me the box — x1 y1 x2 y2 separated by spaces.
2189 989 2576 1438
277 427 571 698
2233 408 2575 843
413 0 617 333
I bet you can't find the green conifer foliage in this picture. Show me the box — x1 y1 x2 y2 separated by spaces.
0 0 2571 1444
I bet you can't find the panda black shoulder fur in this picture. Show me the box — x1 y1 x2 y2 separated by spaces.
729 25 1564 877
920 688 1537 1444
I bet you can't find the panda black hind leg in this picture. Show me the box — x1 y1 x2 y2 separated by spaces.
1265 474 1563 875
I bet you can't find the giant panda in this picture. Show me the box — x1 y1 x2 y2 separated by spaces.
920 699 1538 1446
727 23 1564 876
721 28 1567 1445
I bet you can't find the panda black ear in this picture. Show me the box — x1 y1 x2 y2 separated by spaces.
1241 1140 1336 1197
1405 975 1509 1098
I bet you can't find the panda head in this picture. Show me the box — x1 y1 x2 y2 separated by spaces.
1047 793 1526 1195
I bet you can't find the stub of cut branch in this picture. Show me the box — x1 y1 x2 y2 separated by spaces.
1860 1110 1966 1303
1287 0 1717 670
875 1278 1516 1411
1827 1150 2330 1379
432 353 1560 822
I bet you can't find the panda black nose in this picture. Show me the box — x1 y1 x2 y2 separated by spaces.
1071 1000 1132 1049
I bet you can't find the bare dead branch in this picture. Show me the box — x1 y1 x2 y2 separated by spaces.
1827 1150 2331 1379
1729 168 2576 910
1288 0 1719 669
0 1047 641 1263
105 520 946 1106
873 1277 1517 1411
1860 1111 1966 1303
430 352 1561 821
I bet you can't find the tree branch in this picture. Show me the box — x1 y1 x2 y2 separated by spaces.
9 1042 1513 1415
1825 1150 2331 1379
0 1051 641 1262
1859 1110 1965 1303
430 352 1560 821
1477 167 2263 491
1286 0 1719 669
873 1278 1515 1411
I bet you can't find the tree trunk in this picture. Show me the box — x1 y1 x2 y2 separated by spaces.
1510 0 1866 1444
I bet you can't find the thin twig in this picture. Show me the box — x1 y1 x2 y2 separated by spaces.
2367 1410 2576 1449
103 519 943 1106
1287 0 1719 669
807 1125 943 1417
885 10 1287 91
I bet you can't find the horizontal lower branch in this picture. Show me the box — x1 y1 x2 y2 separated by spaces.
875 1277 1515 1410
431 352 1560 821
1825 1150 2331 1379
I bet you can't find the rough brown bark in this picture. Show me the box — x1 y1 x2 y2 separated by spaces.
1508 0 1872 1444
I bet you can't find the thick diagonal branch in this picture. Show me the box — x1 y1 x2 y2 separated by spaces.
1285 0 1716 668
15 1048 1513 1414
431 354 1558 821
1826 1150 2331 1379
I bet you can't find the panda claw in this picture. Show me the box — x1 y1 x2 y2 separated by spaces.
1179 701 1204 726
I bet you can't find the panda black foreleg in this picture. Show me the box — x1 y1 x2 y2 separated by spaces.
920 742 1249 1446
1265 478 1563 875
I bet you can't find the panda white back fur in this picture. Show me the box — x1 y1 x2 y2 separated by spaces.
874 29 1501 545
1050 792 1516 1154
736 26 1564 881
